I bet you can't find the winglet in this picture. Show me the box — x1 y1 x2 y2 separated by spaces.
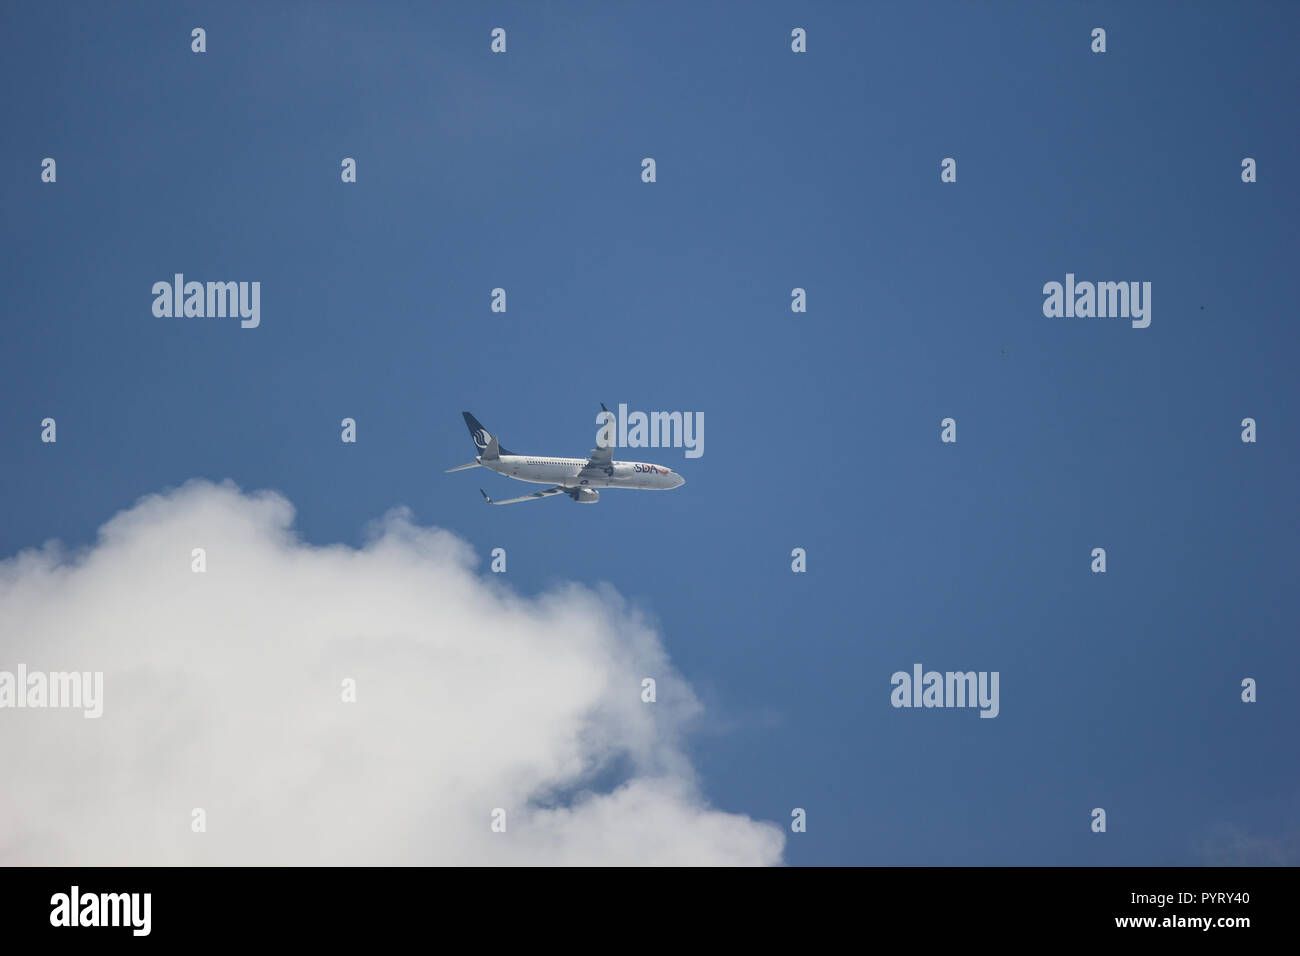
601 402 609 413
480 489 492 504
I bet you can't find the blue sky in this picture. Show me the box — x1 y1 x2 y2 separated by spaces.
2 1 1297 865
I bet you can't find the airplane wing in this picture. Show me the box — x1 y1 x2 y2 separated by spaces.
480 486 566 506
576 443 615 480
575 402 618 479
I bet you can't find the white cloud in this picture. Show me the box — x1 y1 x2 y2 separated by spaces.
1196 821 1300 866
0 480 784 866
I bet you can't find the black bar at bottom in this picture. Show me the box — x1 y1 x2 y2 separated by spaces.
0 866 1283 942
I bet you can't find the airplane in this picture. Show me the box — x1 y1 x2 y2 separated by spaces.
447 406 686 505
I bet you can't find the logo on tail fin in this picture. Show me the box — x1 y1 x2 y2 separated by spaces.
463 411 512 458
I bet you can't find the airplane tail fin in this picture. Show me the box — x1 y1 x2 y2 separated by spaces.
462 411 513 460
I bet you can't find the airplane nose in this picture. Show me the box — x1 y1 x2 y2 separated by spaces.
673 474 685 488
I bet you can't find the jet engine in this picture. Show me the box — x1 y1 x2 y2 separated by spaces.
568 488 600 503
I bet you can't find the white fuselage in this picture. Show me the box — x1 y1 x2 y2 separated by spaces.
484 454 684 491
